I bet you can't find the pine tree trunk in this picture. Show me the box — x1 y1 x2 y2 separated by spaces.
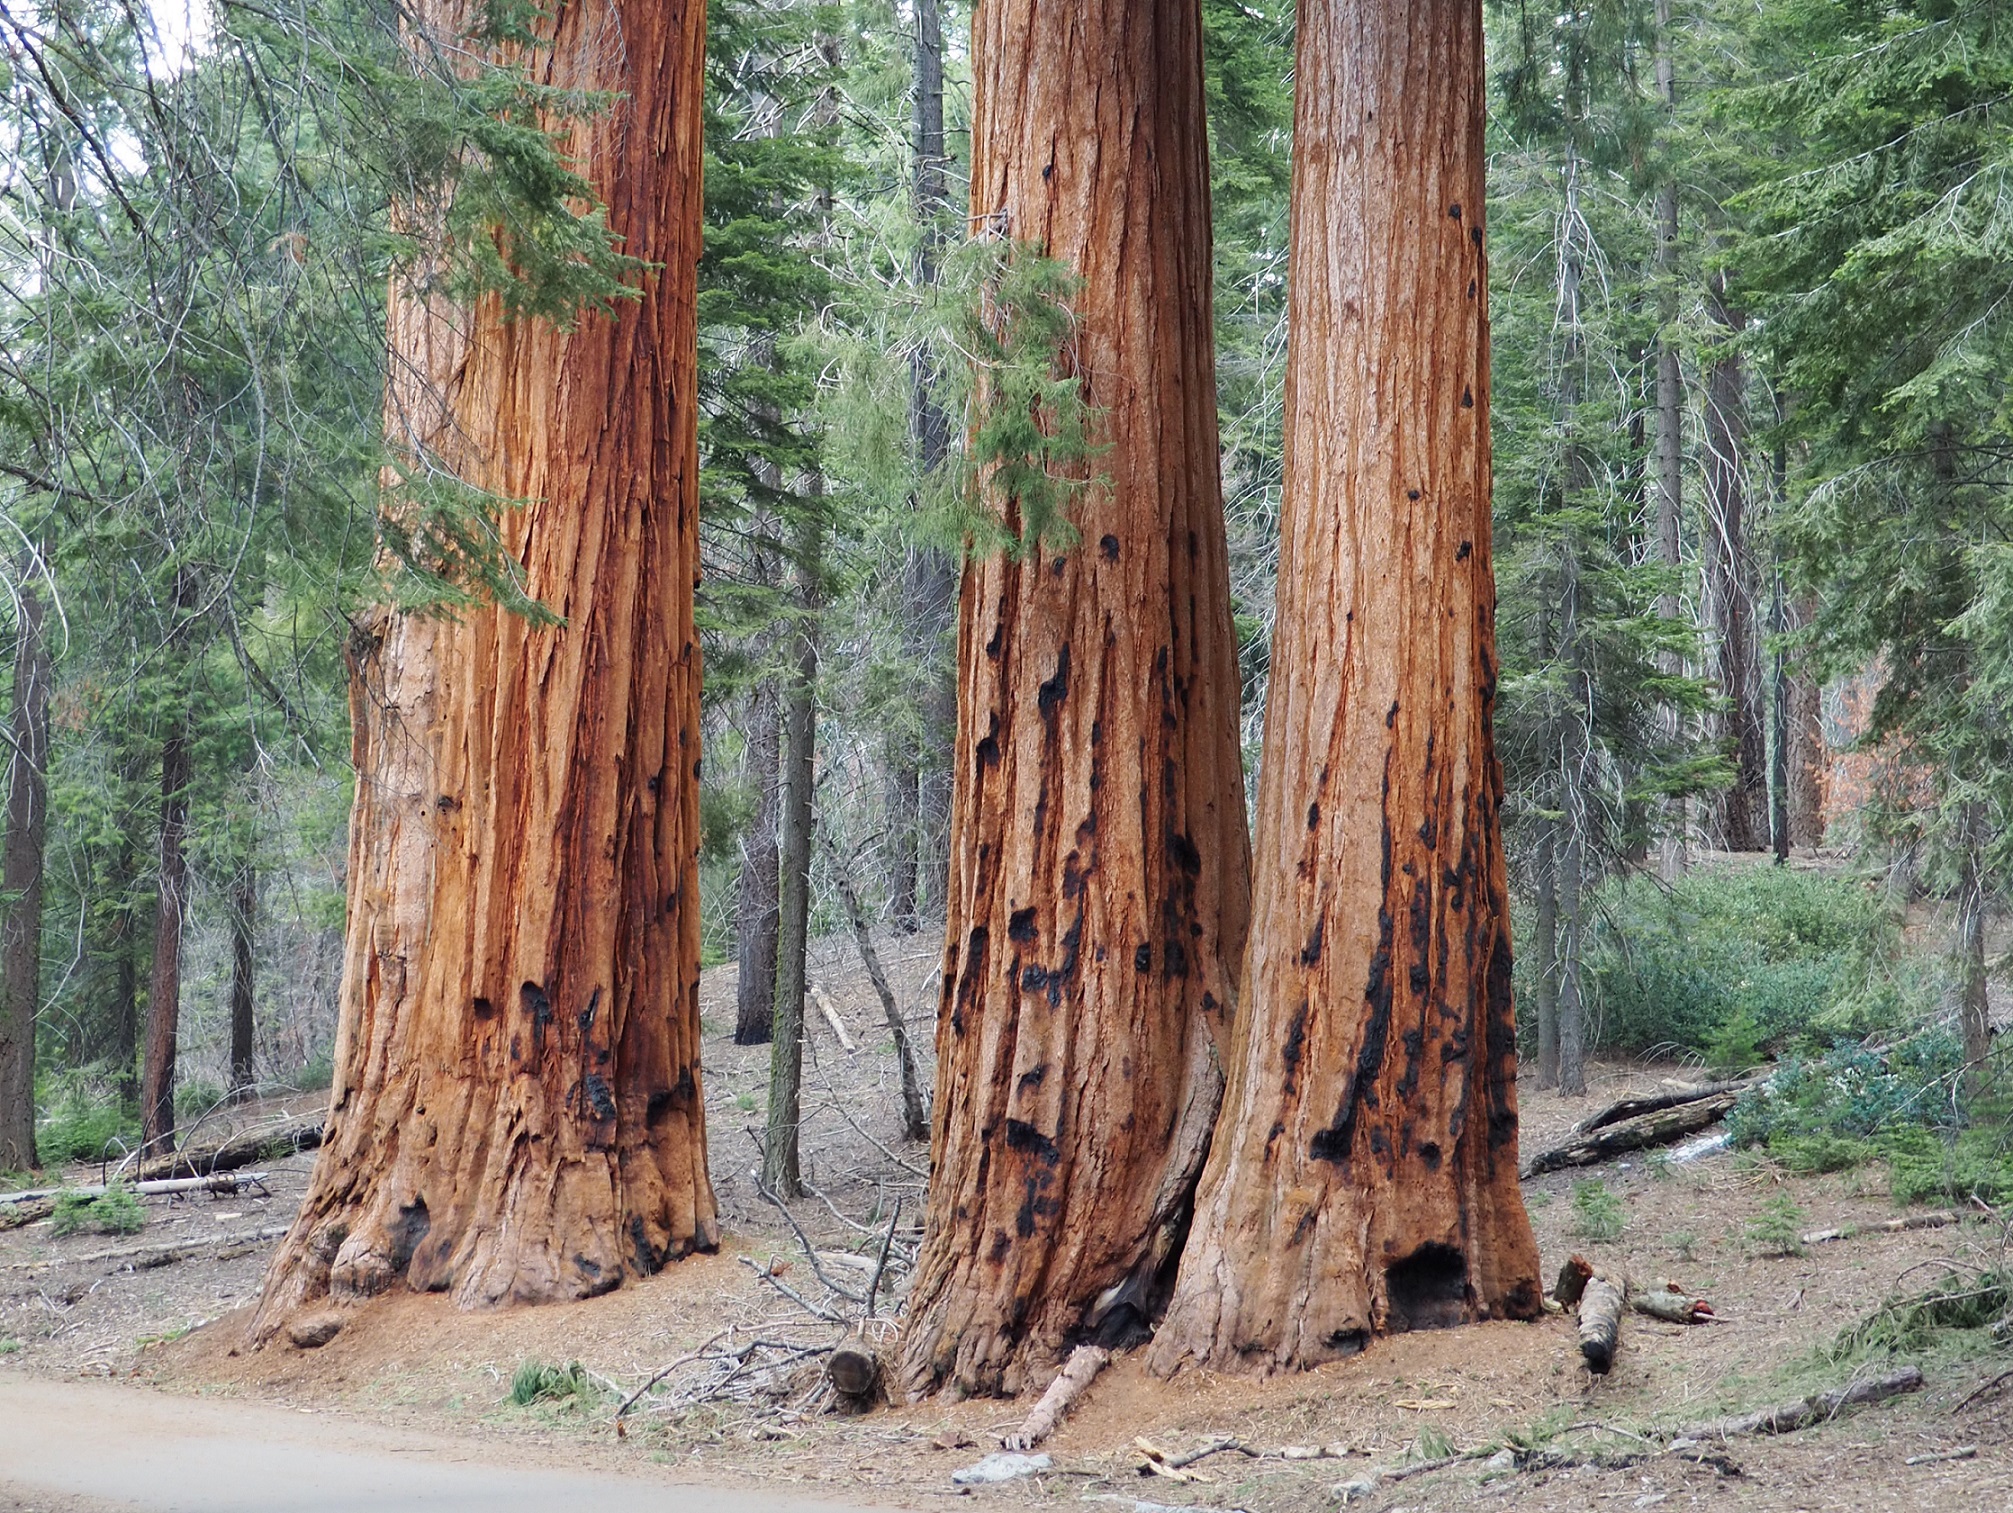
0 568 50 1172
1533 817 1559 1092
1702 270 1766 851
901 0 1252 1400
1149 0 1541 1378
250 0 714 1338
735 673 782 1047
763 500 822 1200
141 719 191 1156
108 820 140 1108
229 862 257 1098
1786 596 1826 847
888 0 955 936
1958 802 1991 1094
1653 0 1688 878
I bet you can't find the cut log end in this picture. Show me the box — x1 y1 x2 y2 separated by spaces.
827 1342 884 1410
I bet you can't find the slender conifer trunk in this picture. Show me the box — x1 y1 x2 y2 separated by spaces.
140 720 191 1155
1703 271 1765 850
229 862 257 1098
902 0 1251 1399
0 568 50 1171
252 0 714 1337
1150 0 1540 1378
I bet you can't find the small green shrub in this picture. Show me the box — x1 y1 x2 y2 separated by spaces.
1743 1194 1806 1257
35 1073 139 1164
0 1337 20 1355
1829 1270 2013 1361
50 1184 146 1238
1571 1180 1626 1243
509 1359 598 1407
1665 1228 1699 1261
296 1049 336 1092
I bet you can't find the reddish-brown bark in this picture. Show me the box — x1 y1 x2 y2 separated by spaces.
1149 0 1540 1379
251 0 714 1336
900 0 1251 1399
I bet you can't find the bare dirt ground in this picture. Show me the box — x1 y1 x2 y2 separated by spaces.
4 924 2013 1511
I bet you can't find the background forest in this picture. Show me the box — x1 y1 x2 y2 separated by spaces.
0 0 2008 1185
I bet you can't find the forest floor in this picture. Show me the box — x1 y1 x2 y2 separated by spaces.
4 918 2013 1510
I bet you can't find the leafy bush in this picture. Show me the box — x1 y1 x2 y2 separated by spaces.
1582 867 1914 1058
35 1073 139 1164
509 1359 599 1407
1728 1032 2013 1202
50 1184 147 1238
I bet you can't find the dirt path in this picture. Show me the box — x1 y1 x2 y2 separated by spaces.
0 1378 917 1513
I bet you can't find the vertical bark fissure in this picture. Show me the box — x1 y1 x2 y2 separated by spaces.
902 0 1252 1400
1149 0 1540 1379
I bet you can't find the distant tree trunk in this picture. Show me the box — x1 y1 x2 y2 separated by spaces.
735 673 782 1047
1652 0 1688 878
1958 800 1991 1094
229 861 257 1099
902 0 1252 1400
1556 139 1591 1100
1150 0 1541 1379
888 0 956 934
1702 270 1766 850
141 718 191 1155
250 0 715 1339
1785 597 1826 847
107 810 142 1107
1532 815 1559 1092
0 567 50 1172
763 494 822 1200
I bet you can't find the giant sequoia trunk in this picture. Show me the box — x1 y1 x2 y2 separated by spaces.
900 0 1252 1400
0 571 50 1172
250 0 714 1337
1149 0 1541 1378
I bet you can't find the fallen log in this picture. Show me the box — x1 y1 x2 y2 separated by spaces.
1003 1344 1109 1451
0 1172 268 1207
1572 1080 1755 1136
1667 1366 1924 1440
1631 1279 1714 1324
129 1119 323 1182
1800 1210 1972 1247
1578 1269 1627 1374
1522 1093 1739 1178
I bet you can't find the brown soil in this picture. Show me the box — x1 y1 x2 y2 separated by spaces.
4 928 2012 1511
